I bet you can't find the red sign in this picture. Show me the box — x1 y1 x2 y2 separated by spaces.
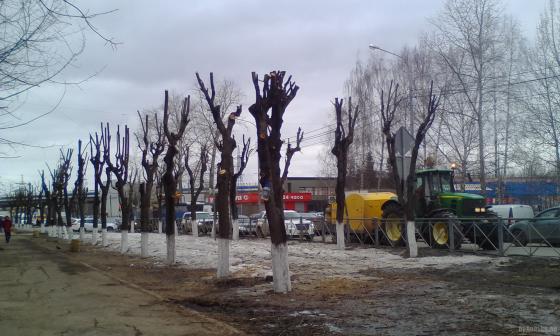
283 193 312 202
207 192 312 204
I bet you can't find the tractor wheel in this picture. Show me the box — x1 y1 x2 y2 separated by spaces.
381 203 405 246
425 212 463 250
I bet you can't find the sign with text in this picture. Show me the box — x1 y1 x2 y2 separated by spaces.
207 192 312 204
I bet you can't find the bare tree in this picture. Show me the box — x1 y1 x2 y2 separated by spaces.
185 144 208 238
331 97 359 250
136 111 166 257
106 124 133 254
196 72 241 278
230 136 252 241
431 0 504 195
248 71 300 293
381 81 441 257
72 139 88 242
162 90 190 265
60 148 74 239
99 124 112 246
89 131 103 244
0 1 116 153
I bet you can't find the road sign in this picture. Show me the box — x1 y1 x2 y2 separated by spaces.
395 126 414 156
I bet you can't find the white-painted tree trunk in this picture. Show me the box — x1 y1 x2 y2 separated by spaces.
191 219 198 238
101 228 108 247
130 221 135 233
232 219 239 241
91 227 98 245
66 227 73 241
40 223 45 233
158 220 162 234
141 232 149 258
120 231 128 254
336 222 345 250
79 227 85 241
216 238 230 278
271 242 291 293
166 234 175 265
406 221 418 258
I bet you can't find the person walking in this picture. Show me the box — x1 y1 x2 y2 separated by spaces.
2 216 13 243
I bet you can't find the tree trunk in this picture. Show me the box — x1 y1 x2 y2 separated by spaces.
217 238 230 278
191 219 198 237
141 232 149 258
271 242 291 293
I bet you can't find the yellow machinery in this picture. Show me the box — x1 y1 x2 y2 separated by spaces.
328 192 397 233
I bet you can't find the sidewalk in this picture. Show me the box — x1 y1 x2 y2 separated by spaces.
0 233 241 336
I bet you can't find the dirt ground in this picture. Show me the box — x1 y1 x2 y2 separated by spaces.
49 236 560 336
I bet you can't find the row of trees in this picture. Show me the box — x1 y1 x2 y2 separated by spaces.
10 71 304 293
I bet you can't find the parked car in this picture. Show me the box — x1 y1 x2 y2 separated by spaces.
237 215 254 235
249 211 268 237
299 212 325 235
488 204 534 225
71 217 119 232
181 211 215 234
508 206 560 246
257 210 314 240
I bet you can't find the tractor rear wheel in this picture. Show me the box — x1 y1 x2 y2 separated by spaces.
381 203 405 246
425 211 463 250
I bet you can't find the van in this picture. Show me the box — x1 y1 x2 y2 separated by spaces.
488 204 534 225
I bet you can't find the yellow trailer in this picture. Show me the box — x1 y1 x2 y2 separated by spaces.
328 192 397 234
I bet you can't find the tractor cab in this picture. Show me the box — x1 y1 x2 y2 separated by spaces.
415 169 455 215
414 168 486 217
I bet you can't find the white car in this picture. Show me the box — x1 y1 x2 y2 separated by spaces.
488 204 534 225
257 210 315 240
72 217 119 232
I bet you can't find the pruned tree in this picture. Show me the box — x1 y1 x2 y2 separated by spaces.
230 136 252 241
89 131 103 244
185 144 208 238
39 170 53 233
248 71 300 293
60 148 74 240
331 97 359 250
162 90 190 265
196 72 240 278
73 139 88 243
136 111 166 257
99 124 112 246
106 124 132 254
381 81 441 257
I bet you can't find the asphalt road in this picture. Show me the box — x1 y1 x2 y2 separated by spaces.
0 233 241 336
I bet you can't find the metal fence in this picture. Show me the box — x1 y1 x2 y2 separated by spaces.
318 216 560 258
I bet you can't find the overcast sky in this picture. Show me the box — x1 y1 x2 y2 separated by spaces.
0 0 545 192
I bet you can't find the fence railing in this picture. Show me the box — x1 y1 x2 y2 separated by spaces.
320 216 560 257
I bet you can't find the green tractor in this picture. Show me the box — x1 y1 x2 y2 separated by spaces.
381 168 494 249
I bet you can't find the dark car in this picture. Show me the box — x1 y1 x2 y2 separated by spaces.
508 206 560 246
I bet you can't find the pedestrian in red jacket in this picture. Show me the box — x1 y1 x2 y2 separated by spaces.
2 216 12 243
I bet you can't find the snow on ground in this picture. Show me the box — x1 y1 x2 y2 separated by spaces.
99 233 499 279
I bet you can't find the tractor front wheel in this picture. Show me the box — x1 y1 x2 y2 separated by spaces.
425 212 463 250
381 203 405 246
